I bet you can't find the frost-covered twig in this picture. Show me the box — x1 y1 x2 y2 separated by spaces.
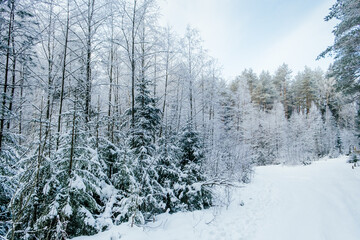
201 178 244 188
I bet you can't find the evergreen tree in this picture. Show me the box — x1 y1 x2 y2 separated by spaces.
252 71 276 110
319 0 360 95
0 2 37 234
240 68 258 100
292 67 321 114
176 121 212 211
273 64 291 118
11 92 109 239
156 133 182 213
0 133 19 237
9 100 54 239
126 72 162 224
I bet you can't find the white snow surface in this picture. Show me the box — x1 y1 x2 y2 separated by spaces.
73 156 360 240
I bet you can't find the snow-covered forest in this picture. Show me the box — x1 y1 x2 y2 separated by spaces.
0 0 359 239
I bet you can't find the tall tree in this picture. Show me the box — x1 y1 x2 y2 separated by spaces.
273 64 291 118
252 71 276 110
319 0 360 95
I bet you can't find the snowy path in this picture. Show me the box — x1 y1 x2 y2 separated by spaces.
74 156 360 240
253 156 360 240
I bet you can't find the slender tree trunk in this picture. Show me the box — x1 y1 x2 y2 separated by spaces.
0 0 15 151
108 15 114 137
7 37 16 130
153 53 157 142
18 63 24 145
130 0 137 127
160 52 169 138
85 0 95 124
45 0 54 121
283 84 288 118
96 95 100 148
69 102 76 176
44 0 55 158
188 40 193 123
177 78 183 132
201 73 205 134
113 64 120 142
32 98 44 229
153 54 157 105
56 0 70 149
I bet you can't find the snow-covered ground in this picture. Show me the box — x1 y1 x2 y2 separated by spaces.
73 156 360 240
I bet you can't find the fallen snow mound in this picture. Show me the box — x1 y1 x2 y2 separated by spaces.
73 156 360 240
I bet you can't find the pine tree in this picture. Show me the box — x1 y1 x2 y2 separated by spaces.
252 71 276 110
319 0 360 95
240 68 258 100
292 67 321 114
273 64 291 118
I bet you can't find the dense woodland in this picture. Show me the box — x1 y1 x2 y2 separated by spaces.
0 0 359 239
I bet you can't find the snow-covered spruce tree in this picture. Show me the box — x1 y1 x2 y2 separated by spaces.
0 132 20 237
156 132 182 213
0 1 37 235
101 128 141 226
0 73 23 237
126 71 162 224
8 99 54 239
47 87 110 238
176 121 212 211
107 138 133 225
10 92 110 239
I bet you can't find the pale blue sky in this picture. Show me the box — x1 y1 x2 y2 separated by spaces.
159 0 336 79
